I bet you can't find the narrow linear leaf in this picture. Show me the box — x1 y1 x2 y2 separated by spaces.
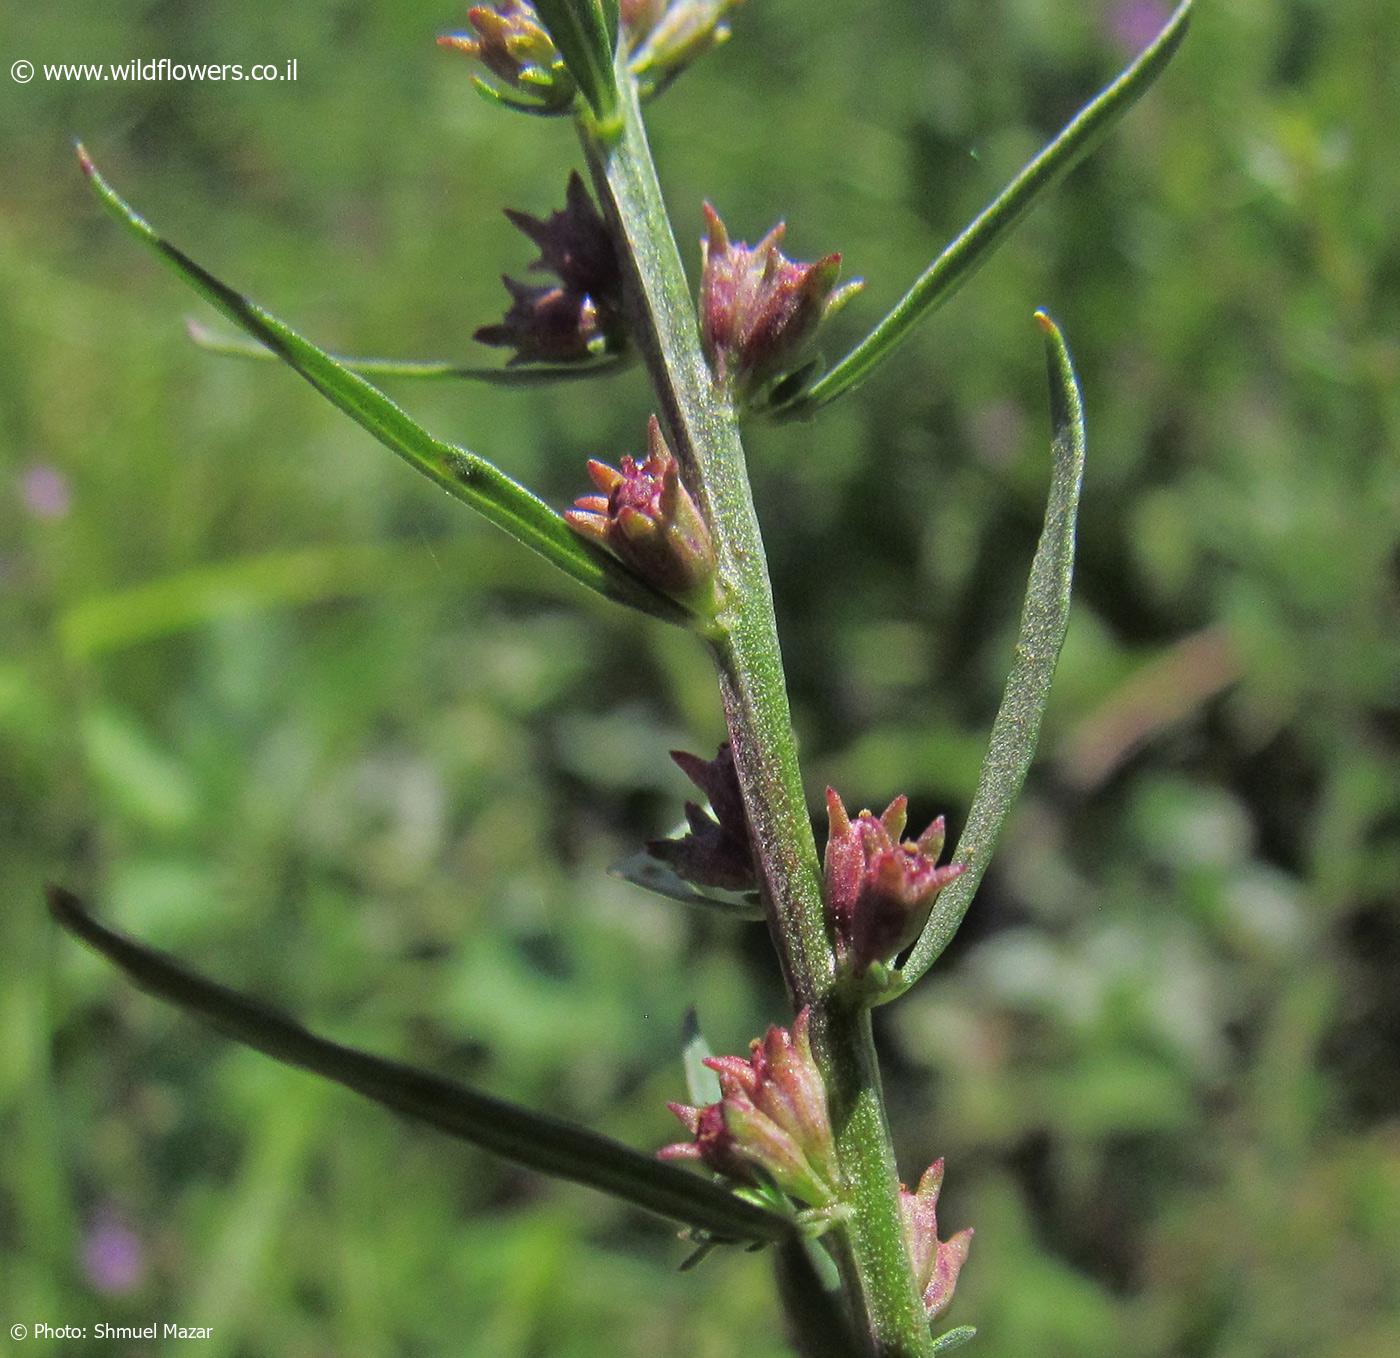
77 147 685 626
892 313 1086 993
187 320 632 386
535 0 618 121
779 0 1192 418
601 0 621 46
609 845 766 919
931 1327 978 1355
46 885 790 1243
681 1007 722 1105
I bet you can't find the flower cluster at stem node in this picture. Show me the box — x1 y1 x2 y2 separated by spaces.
699 203 861 402
566 416 716 603
647 743 756 892
824 788 966 977
438 2 574 113
476 171 626 365
659 1008 839 1208
900 1159 973 1319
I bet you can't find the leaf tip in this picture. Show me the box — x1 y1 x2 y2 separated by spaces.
1033 308 1059 337
45 881 84 932
74 141 95 178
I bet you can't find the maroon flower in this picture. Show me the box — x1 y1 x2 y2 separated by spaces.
824 788 966 974
647 743 756 892
475 278 609 364
477 172 626 366
565 416 716 600
438 3 574 111
659 1008 838 1207
505 171 621 300
699 203 861 398
900 1159 973 1319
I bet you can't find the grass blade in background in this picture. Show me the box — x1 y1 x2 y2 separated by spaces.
78 147 686 626
46 886 791 1244
892 312 1086 993
778 1 1192 419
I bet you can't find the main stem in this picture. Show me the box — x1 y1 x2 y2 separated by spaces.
580 69 936 1358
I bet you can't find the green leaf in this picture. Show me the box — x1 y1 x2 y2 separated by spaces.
608 842 766 919
46 885 791 1244
77 147 687 627
777 0 1193 419
891 312 1086 994
931 1327 978 1355
680 1007 722 1105
534 0 618 121
600 0 621 45
186 320 632 386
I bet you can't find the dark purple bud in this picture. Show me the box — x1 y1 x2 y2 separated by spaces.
900 1159 973 1319
504 171 620 300
478 174 626 366
699 203 861 399
565 417 716 601
647 743 755 891
824 788 966 974
474 278 608 364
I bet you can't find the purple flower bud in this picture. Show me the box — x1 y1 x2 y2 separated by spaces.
474 278 609 364
824 788 966 974
565 416 716 601
476 173 626 366
438 3 574 111
899 1159 973 1319
699 203 861 399
659 1008 839 1207
504 171 621 300
647 743 756 891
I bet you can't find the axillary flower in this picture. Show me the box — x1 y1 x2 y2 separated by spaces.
648 743 757 892
438 2 575 112
566 416 716 603
699 203 861 400
476 171 626 366
659 1008 839 1208
824 789 966 975
900 1159 974 1319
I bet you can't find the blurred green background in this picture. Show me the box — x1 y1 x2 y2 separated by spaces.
3 1 1399 1354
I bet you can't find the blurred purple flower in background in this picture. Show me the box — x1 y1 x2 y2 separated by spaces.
81 1210 146 1295
19 464 72 520
1109 0 1170 55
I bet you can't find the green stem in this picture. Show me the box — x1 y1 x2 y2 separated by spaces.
580 64 935 1358
579 71 830 1000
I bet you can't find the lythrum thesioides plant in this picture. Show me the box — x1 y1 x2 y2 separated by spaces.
51 3 1194 1353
